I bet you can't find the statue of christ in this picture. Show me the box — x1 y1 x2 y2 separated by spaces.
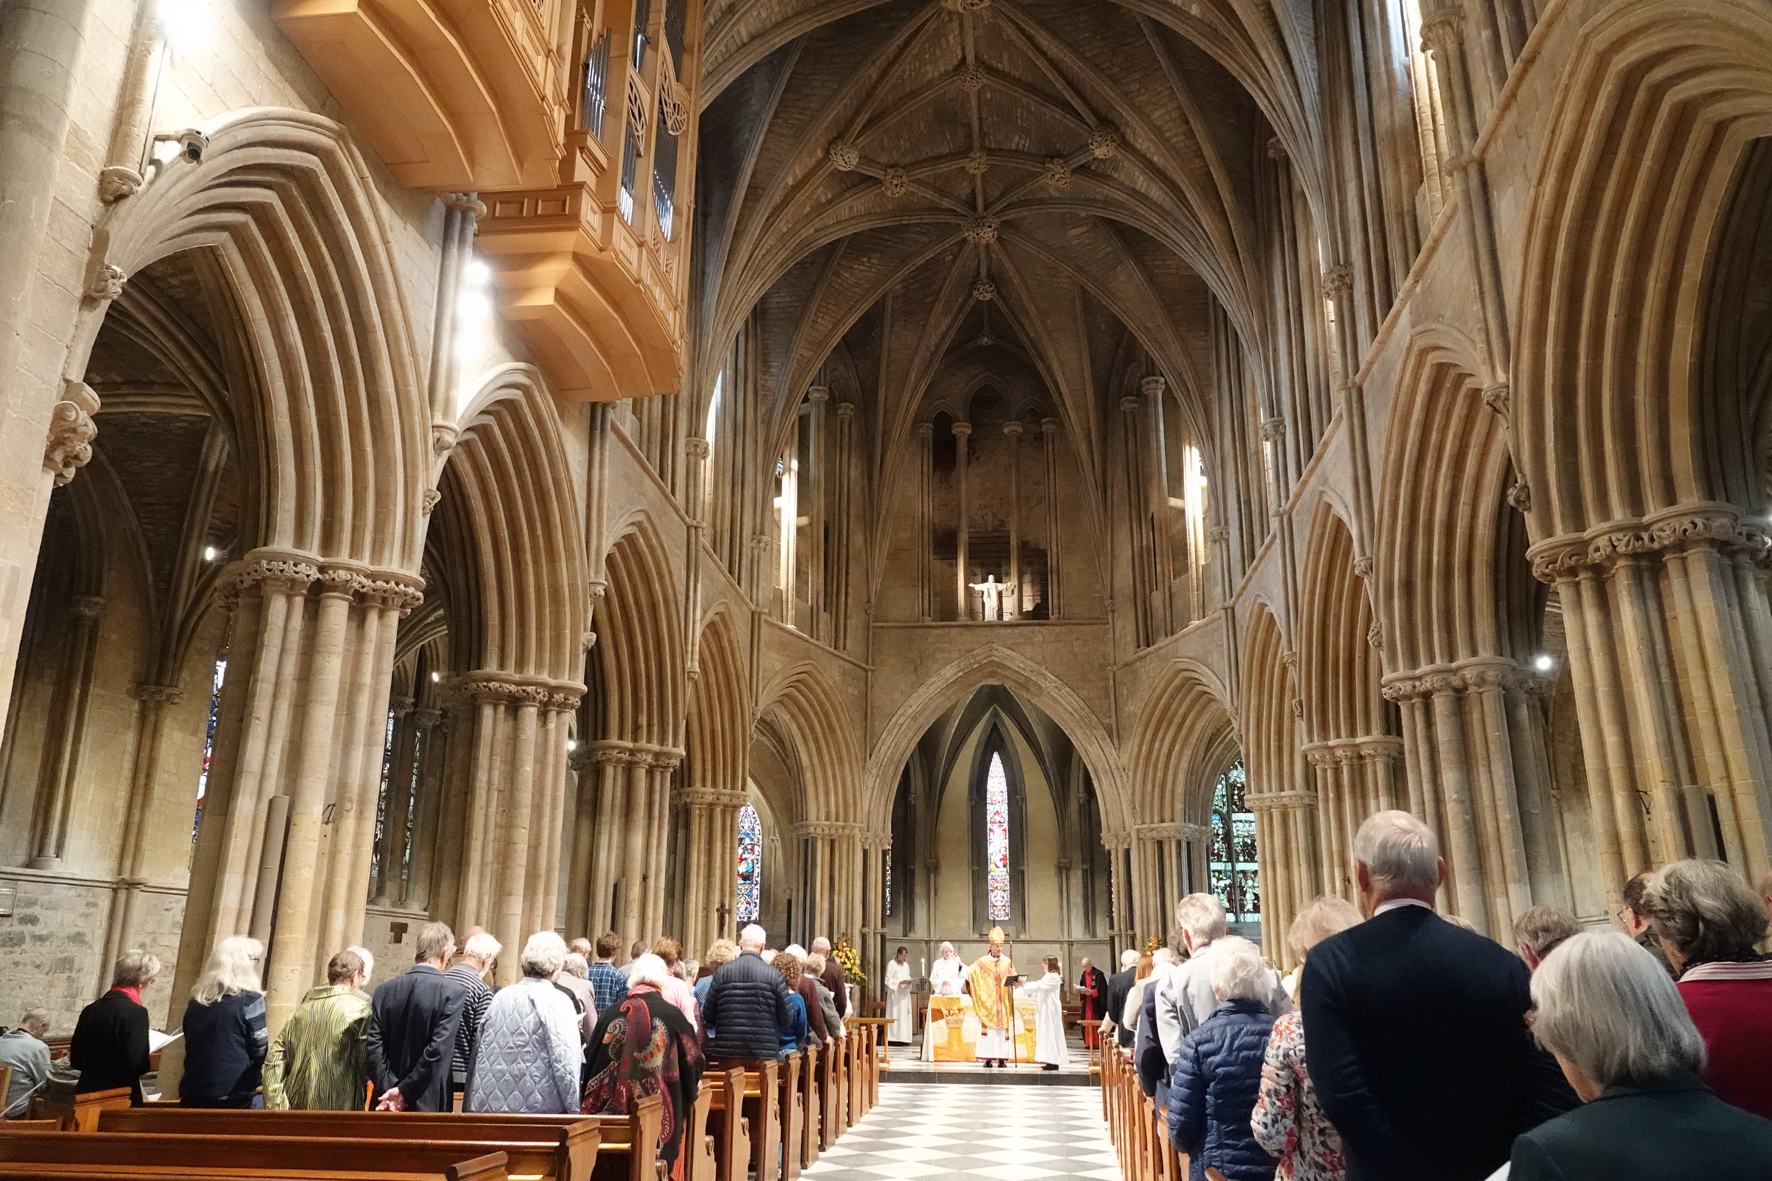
969 574 1015 621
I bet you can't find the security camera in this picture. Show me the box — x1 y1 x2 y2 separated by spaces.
155 128 209 163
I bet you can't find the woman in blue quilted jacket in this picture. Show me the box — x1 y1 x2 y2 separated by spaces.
1168 936 1282 1181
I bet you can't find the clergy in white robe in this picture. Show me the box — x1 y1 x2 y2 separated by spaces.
1023 957 1069 1070
884 947 915 1044
929 943 966 995
967 934 1016 1065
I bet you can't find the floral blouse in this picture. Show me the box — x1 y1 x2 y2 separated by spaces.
1251 1010 1347 1181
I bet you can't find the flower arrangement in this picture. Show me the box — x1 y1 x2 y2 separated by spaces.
1144 933 1163 955
834 937 868 987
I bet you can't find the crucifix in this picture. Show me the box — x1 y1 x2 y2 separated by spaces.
969 574 1016 621
716 900 730 937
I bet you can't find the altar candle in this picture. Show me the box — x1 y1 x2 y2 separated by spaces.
920 957 926 978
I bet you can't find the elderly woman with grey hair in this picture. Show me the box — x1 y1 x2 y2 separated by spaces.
1638 858 1772 1119
466 932 583 1113
1506 929 1772 1180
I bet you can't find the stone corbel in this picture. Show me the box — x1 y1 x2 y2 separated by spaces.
45 380 102 487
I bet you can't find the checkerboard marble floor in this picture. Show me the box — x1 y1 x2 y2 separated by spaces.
804 1083 1121 1181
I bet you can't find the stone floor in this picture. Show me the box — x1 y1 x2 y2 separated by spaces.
804 1082 1120 1181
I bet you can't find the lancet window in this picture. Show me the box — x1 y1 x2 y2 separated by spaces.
737 802 762 922
986 751 1010 921
1210 760 1259 923
193 658 226 848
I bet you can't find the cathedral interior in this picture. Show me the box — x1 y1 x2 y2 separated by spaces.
0 0 1768 1043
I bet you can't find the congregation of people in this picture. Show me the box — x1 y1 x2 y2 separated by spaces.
1101 810 1772 1181
8 923 869 1179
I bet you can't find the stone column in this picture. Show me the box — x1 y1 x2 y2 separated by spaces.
1119 395 1148 645
101 681 184 994
1003 420 1023 618
833 404 855 648
643 751 682 943
683 437 710 678
1142 375 1174 637
620 751 652 941
28 593 105 868
951 422 972 620
917 423 934 621
1040 419 1062 617
807 388 828 642
1244 791 1315 968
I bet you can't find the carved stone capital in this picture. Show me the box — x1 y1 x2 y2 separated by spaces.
1320 265 1354 300
131 683 184 705
916 421 935 440
685 436 711 460
950 421 973 438
1481 384 1510 416
431 421 459 460
421 488 442 515
1381 677 1424 703
1001 420 1024 439
1507 477 1532 514
1119 395 1143 413
412 708 444 730
807 386 829 405
45 381 101 487
1140 374 1166 399
1419 7 1467 55
1245 789 1315 812
1209 525 1230 543
1528 506 1772 582
1259 416 1286 442
1420 672 1468 696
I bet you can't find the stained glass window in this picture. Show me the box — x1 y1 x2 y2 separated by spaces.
1210 760 1259 923
736 803 761 923
883 846 892 917
369 710 397 885
986 751 1010 921
193 659 227 847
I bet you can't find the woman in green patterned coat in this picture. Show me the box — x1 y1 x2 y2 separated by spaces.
264 949 373 1110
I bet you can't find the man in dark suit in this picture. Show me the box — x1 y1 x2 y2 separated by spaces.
1303 810 1576 1181
367 921 466 1112
1104 949 1138 1049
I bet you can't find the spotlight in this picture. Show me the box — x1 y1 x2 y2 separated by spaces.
566 738 578 752
203 546 216 561
1533 654 1554 672
158 0 214 54
431 670 441 682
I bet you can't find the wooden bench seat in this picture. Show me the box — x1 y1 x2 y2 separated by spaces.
0 1132 510 1181
94 1110 598 1181
709 1061 775 1181
700 1068 747 1181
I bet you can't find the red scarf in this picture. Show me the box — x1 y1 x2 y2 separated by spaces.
113 986 142 1005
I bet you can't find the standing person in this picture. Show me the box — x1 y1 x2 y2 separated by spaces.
70 949 160 1105
1302 811 1575 1181
0 1009 52 1117
696 940 737 1010
1134 949 1180 1102
884 947 914 1045
1103 948 1139 1048
787 947 828 1045
1514 905 1582 973
444 930 499 1109
1620 871 1676 977
1640 858 1772 1119
1023 956 1068 1071
701 924 794 1065
178 936 268 1108
264 949 372 1111
622 941 648 981
650 938 701 1034
811 937 848 1021
1252 896 1364 1181
467 932 582 1114
1076 957 1108 1050
1167 937 1280 1181
346 946 376 1000
587 932 631 1016
929 942 965 995
804 953 843 1043
558 954 600 1045
773 952 811 1057
367 921 466 1112
1507 930 1772 1180
583 954 708 1181
1156 894 1290 1074
967 930 1016 1067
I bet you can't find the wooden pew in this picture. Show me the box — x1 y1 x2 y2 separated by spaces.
30 1089 131 1133
815 1038 841 1151
775 1053 801 1181
0 1131 513 1181
844 1033 863 1124
0 1157 504 1181
93 1110 600 1181
701 1068 747 1181
795 1044 817 1169
685 1083 715 1181
713 1061 776 1181
579 1095 664 1181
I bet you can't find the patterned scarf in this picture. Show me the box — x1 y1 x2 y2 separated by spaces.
582 989 706 1180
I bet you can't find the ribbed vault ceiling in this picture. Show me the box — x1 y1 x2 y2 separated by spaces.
695 0 1308 489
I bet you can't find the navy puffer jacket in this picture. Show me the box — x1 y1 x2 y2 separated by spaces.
701 951 794 1064
1167 998 1279 1181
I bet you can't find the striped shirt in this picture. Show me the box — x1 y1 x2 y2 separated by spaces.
445 963 494 1079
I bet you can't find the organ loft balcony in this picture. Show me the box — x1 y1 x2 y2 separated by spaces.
272 0 695 401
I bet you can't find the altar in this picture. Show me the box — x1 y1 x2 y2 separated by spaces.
920 993 1040 1062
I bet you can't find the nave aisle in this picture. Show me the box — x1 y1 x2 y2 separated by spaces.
804 1083 1121 1181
